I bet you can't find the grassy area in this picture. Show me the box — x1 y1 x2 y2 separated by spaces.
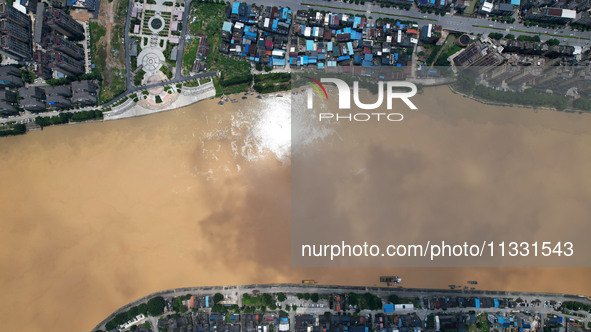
463 0 479 15
186 2 251 93
100 68 126 104
161 65 173 80
115 0 129 21
182 38 199 75
431 35 461 66
253 73 291 94
468 313 490 332
89 22 106 74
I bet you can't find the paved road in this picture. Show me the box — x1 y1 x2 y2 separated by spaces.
124 0 134 91
175 0 193 79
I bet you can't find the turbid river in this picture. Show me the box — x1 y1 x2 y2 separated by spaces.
0 86 590 331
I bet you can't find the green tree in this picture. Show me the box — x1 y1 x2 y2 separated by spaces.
213 293 224 304
546 38 560 46
388 295 401 304
147 296 165 316
311 293 319 303
21 69 35 83
276 293 287 302
138 303 148 315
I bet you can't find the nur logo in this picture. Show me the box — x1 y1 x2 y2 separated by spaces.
306 77 418 111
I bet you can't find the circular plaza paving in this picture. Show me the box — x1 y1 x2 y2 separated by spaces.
137 47 165 75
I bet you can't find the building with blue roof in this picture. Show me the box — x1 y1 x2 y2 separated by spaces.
383 304 394 313
272 57 286 66
222 21 233 32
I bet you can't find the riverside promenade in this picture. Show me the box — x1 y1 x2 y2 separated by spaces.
104 80 216 121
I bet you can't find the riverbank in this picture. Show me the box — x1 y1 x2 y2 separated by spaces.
449 80 591 114
93 283 591 332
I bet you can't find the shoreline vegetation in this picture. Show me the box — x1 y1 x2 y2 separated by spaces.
452 71 591 113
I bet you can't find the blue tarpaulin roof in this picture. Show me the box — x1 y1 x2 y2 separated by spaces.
272 57 286 66
306 40 314 51
511 0 520 5
475 299 480 308
383 304 394 313
347 42 354 55
222 21 233 32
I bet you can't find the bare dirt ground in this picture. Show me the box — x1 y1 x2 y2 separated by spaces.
91 0 127 102
70 9 94 21
97 0 116 82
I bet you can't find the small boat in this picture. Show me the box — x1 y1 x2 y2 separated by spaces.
380 276 402 284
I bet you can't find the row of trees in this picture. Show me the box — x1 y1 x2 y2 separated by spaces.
105 296 165 330
489 16 515 24
0 124 26 137
253 82 290 94
380 3 411 10
488 32 504 40
517 35 541 42
573 97 591 111
522 20 562 29
419 7 447 15
35 110 103 128
561 301 591 313
46 71 101 86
